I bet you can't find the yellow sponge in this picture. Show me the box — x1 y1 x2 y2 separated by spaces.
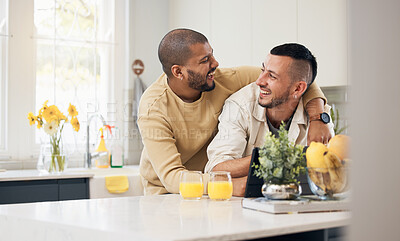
105 176 129 194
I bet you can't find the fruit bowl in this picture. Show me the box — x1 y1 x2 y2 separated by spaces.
306 167 349 200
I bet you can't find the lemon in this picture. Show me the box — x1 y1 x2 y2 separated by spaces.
306 142 329 169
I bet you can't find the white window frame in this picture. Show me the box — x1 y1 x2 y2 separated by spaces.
0 0 8 158
1 0 128 168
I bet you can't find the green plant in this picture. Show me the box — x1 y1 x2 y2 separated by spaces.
330 107 348 135
253 123 306 184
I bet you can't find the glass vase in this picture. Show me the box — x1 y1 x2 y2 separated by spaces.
37 133 67 174
42 154 67 173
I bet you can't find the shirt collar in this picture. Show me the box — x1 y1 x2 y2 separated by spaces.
252 97 308 125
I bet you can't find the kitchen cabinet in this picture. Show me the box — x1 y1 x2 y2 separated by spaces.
0 178 89 204
298 0 348 87
264 227 346 241
0 169 93 204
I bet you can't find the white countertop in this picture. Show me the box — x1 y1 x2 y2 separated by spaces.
0 168 94 181
0 194 350 241
0 166 142 182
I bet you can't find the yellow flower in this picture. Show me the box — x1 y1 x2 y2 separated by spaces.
39 100 49 116
68 103 78 117
43 120 58 136
42 105 60 123
59 112 67 121
27 112 37 125
28 101 79 135
71 117 80 132
49 115 60 124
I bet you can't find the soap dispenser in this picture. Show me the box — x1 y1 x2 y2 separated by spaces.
95 126 110 168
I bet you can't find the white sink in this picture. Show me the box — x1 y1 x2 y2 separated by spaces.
71 166 144 199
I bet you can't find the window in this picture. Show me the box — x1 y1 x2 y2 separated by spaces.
34 0 115 155
2 0 128 166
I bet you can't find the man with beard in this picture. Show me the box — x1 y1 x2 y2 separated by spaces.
138 29 330 195
205 43 335 196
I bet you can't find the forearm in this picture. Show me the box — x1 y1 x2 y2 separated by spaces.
302 82 326 106
138 116 185 194
304 95 333 145
232 176 247 197
211 156 251 178
305 98 325 117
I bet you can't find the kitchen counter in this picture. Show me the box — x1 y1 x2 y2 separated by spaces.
0 166 143 201
0 194 350 241
0 169 94 204
0 169 94 181
72 166 144 198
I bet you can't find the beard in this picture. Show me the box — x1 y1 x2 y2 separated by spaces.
258 88 291 108
187 68 216 92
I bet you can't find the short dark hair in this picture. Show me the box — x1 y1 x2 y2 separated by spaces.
158 28 208 77
270 43 317 86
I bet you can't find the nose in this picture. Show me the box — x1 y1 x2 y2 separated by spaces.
210 55 219 69
255 72 267 86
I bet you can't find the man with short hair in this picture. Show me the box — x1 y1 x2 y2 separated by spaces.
206 43 335 196
138 29 330 195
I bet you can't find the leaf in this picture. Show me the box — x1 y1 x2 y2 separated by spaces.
255 122 305 183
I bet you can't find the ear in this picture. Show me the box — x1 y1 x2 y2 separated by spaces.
171 65 183 80
292 81 308 98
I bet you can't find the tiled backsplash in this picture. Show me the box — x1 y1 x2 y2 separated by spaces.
321 86 349 135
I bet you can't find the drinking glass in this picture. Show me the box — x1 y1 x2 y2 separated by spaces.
179 171 204 200
208 171 233 201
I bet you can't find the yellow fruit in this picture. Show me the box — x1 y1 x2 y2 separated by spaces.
328 134 350 160
323 151 342 169
323 151 345 193
306 142 329 170
307 169 326 191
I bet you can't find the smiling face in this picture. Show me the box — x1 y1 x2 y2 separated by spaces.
256 54 294 108
183 42 219 92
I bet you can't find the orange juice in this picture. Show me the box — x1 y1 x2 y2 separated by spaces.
208 181 233 200
179 182 204 199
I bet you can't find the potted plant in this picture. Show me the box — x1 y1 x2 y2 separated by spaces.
253 123 306 200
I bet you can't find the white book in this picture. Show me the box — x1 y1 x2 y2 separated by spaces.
242 196 350 214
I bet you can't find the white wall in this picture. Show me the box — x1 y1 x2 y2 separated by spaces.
125 0 169 164
349 0 400 240
169 0 347 87
133 0 348 87
128 0 168 88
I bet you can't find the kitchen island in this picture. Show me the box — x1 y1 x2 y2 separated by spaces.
0 194 350 241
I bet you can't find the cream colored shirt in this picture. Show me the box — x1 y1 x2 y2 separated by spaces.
205 82 334 173
138 67 326 195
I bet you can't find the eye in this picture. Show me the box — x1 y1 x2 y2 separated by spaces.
269 73 276 79
200 57 209 64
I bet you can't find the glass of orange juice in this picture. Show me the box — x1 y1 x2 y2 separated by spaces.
208 171 233 201
179 171 204 200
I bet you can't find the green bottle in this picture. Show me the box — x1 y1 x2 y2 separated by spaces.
110 127 124 168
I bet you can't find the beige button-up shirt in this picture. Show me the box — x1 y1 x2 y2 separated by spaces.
205 82 334 173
